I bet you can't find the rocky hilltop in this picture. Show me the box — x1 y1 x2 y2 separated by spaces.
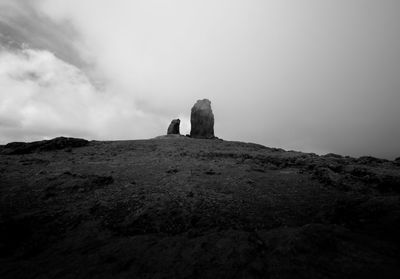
0 137 400 278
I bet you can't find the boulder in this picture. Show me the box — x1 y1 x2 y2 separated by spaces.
167 119 180 135
190 99 215 139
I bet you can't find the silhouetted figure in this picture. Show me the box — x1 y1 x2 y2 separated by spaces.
190 99 215 139
167 119 180 135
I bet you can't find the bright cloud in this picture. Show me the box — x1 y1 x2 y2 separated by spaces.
0 48 170 143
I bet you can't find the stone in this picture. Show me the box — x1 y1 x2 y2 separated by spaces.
167 119 180 135
190 99 215 139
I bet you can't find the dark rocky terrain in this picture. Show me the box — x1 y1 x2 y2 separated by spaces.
0 136 399 278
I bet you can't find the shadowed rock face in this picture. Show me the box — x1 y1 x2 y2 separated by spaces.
190 99 215 139
167 119 180 135
1 137 89 155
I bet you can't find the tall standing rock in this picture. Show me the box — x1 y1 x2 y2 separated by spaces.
167 119 180 135
190 99 215 139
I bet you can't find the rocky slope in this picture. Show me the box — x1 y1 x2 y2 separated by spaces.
0 136 399 278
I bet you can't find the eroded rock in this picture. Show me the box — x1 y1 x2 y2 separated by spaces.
167 119 180 135
190 99 215 139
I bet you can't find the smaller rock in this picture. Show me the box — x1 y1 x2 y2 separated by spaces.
167 119 180 135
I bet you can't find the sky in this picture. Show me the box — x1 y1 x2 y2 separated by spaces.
0 0 399 159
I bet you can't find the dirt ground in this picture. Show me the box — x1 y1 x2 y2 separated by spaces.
1 136 399 278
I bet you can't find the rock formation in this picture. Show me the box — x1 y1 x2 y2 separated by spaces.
167 119 180 135
190 99 215 139
1 137 89 155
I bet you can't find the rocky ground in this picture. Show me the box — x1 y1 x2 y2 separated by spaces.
0 136 399 278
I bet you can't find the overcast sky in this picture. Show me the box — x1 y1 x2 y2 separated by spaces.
1 0 399 159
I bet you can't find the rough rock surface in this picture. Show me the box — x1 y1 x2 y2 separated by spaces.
0 138 400 278
190 99 215 139
167 119 180 135
1 137 89 155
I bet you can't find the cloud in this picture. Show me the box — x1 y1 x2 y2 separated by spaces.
0 47 170 143
0 0 87 69
0 0 191 144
